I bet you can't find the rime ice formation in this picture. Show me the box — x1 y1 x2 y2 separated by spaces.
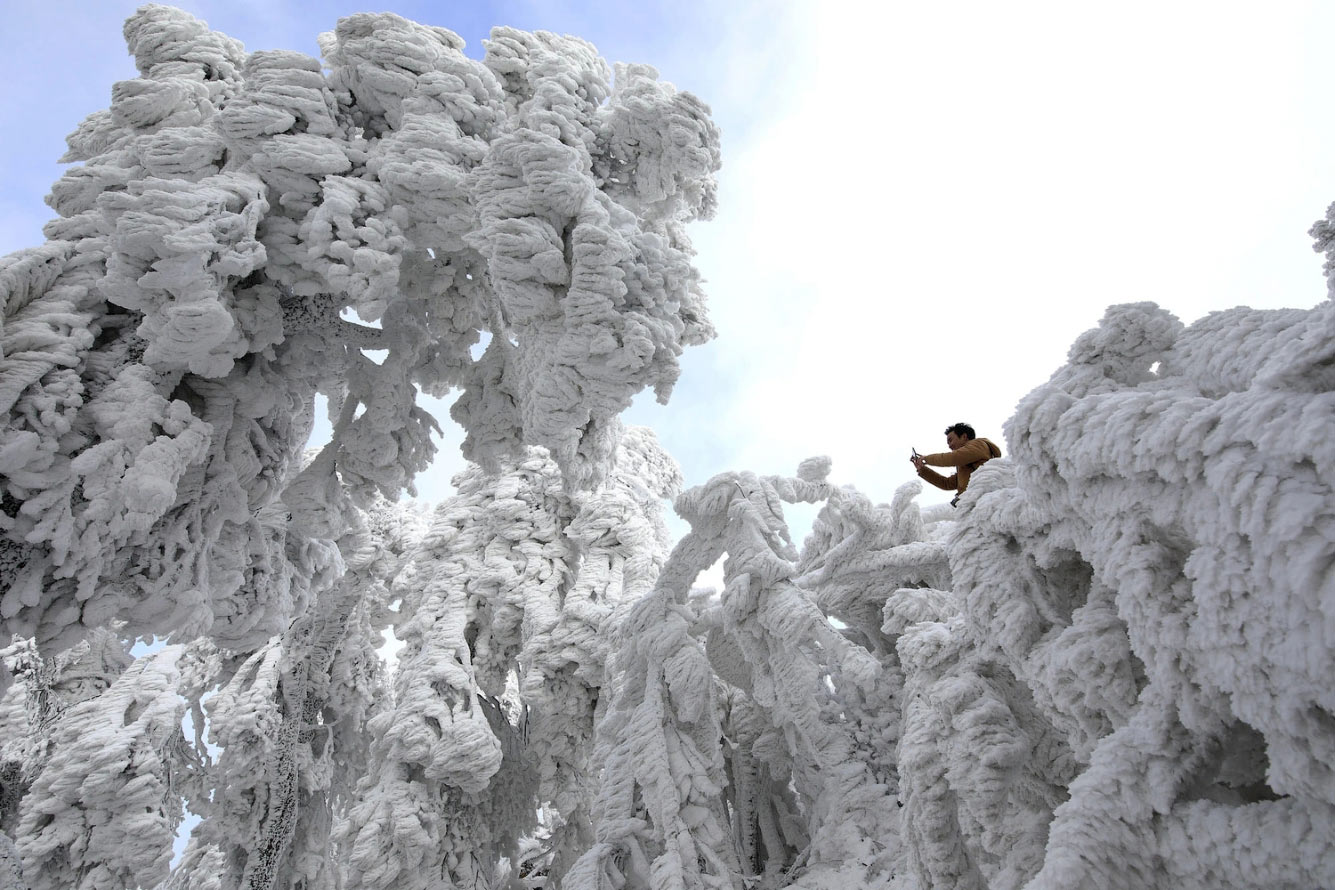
0 3 717 656
563 296 1335 890
571 463 913 890
881 296 1335 890
577 282 1331 890
3 5 1334 890
0 5 717 890
160 497 425 890
340 428 679 890
17 644 195 890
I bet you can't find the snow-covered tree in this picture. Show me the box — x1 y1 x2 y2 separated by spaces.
0 3 717 658
572 459 911 889
0 631 133 836
340 425 680 890
162 495 422 890
17 642 206 890
0 5 718 889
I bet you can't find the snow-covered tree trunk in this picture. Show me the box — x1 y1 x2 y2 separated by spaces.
1 6 719 888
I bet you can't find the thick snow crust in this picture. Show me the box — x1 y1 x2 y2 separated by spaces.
0 6 1332 890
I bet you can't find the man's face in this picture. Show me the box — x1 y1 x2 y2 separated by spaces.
946 431 967 450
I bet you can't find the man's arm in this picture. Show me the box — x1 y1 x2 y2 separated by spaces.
916 465 957 491
922 439 991 468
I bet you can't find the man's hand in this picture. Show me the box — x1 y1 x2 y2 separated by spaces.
910 454 926 471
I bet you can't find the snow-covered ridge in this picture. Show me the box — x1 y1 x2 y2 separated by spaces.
0 6 1332 890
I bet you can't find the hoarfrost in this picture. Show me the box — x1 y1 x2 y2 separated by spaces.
0 6 1331 890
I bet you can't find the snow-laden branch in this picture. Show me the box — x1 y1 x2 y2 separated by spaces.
17 645 191 890
575 459 908 889
1 3 717 663
341 427 678 889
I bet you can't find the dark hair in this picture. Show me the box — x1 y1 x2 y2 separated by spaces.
944 422 976 440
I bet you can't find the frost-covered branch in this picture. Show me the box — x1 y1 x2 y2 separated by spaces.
341 427 678 889
576 459 907 889
0 3 718 660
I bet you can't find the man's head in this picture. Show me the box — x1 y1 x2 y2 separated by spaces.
944 422 976 451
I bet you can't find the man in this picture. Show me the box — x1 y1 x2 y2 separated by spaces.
911 422 1002 506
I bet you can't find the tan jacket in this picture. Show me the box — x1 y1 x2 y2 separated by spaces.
917 437 1002 495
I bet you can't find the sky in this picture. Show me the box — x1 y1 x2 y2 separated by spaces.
3 0 1334 528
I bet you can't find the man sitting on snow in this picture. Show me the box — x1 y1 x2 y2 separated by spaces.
911 422 1002 506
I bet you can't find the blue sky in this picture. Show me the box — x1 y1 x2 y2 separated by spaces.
3 0 1334 519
